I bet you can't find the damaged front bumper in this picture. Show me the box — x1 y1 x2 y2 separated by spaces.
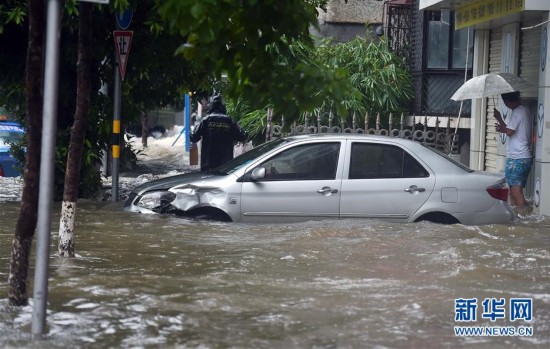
124 184 231 216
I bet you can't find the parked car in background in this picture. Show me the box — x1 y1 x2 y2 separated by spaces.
124 134 515 225
0 118 25 177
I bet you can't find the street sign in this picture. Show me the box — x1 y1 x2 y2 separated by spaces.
113 30 133 81
115 9 133 30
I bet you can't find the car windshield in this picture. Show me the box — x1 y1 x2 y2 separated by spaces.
423 144 474 173
0 128 24 147
211 138 291 175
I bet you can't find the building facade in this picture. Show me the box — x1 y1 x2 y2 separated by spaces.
419 0 550 215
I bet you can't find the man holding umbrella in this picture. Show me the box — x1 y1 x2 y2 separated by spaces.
494 91 533 215
452 73 533 216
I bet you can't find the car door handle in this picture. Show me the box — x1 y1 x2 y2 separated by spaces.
404 185 425 193
317 186 338 195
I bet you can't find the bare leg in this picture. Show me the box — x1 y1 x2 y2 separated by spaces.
510 185 533 216
509 185 527 207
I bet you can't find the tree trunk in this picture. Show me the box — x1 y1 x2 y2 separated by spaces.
58 2 92 258
141 110 148 147
8 0 45 306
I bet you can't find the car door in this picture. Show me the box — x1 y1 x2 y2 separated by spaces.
340 140 435 222
240 141 343 223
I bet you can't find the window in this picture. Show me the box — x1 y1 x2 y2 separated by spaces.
260 142 340 181
349 143 429 179
426 10 473 70
0 130 24 146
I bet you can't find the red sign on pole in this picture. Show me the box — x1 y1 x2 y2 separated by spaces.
113 30 133 81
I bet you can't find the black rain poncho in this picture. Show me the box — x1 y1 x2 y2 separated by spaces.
190 112 247 171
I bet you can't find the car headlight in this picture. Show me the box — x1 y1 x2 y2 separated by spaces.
135 190 177 213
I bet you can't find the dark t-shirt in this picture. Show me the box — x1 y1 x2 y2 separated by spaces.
190 113 247 171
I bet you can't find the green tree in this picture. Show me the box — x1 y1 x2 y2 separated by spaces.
228 33 414 141
3 0 359 305
58 1 93 258
1 0 209 199
1 0 213 302
57 0 215 257
314 35 413 125
156 0 350 119
120 3 212 147
6 0 44 306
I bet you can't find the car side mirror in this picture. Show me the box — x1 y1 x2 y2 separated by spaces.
250 167 266 181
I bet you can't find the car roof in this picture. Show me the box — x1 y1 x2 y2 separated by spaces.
282 133 422 146
0 120 25 133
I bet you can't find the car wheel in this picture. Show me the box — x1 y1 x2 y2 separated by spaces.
188 208 232 222
415 212 459 225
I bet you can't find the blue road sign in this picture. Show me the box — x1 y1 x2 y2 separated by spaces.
115 9 133 30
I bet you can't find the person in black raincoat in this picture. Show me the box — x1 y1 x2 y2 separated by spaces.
190 95 247 171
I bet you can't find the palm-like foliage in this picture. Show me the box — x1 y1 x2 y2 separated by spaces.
313 35 413 127
227 101 270 145
229 33 414 140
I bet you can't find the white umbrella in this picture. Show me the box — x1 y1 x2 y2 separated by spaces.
451 72 531 101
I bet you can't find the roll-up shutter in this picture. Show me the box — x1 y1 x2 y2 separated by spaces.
484 27 503 172
519 17 542 99
519 17 541 196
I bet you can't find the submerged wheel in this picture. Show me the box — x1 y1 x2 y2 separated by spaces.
415 212 459 225
186 207 232 222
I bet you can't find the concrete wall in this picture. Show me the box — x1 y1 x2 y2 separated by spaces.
319 0 384 24
313 0 384 42
149 109 184 129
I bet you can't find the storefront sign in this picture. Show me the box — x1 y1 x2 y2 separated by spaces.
455 0 524 30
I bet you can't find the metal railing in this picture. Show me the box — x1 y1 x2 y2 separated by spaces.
266 110 459 155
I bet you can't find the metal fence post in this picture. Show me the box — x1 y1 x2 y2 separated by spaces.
266 108 272 142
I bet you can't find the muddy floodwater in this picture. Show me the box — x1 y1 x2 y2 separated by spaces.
0 200 549 348
1 130 549 348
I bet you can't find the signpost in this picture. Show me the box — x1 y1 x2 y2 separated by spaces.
111 11 133 201
113 30 133 81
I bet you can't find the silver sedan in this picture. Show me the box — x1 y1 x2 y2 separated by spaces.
124 134 515 225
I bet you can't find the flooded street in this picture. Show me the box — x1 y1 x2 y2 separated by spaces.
0 129 549 348
1 203 549 348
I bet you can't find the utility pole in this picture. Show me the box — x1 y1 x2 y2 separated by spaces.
32 0 62 336
111 62 121 200
32 0 111 335
111 10 133 201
